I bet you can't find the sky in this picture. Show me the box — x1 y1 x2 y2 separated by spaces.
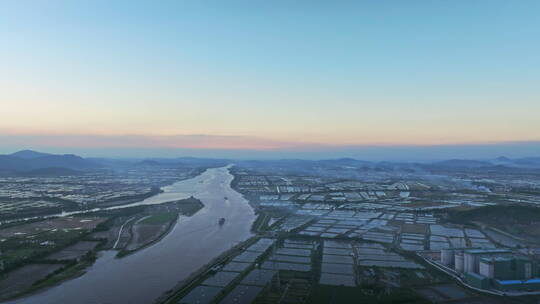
1 1 539 159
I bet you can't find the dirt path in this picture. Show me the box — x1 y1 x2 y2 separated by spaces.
113 217 135 249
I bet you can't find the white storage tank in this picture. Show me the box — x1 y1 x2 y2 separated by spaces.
479 259 494 278
464 252 475 273
441 249 454 266
455 252 464 273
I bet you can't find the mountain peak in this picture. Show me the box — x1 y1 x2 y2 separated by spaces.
10 150 53 159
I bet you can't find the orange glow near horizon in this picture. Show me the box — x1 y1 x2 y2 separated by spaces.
1 129 539 151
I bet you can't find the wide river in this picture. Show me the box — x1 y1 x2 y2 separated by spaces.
8 166 256 304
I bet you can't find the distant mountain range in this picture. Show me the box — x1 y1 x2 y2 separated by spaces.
429 159 493 169
0 150 99 174
233 156 540 176
0 150 539 176
0 150 230 176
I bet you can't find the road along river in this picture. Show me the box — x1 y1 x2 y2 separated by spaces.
7 166 256 304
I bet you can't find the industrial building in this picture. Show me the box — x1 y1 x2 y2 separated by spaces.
493 278 540 292
440 248 512 273
440 248 540 292
463 249 513 274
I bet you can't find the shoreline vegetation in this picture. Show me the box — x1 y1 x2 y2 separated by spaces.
115 213 179 258
115 197 203 258
0 196 204 302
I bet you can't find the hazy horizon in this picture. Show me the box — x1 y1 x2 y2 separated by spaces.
1 140 539 161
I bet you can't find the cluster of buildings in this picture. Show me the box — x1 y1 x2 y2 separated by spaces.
441 248 540 292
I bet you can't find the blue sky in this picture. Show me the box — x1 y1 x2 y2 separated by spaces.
1 1 539 159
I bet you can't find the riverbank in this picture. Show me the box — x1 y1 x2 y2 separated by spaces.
0 238 104 302
116 197 204 258
4 165 256 304
0 197 203 303
156 236 259 304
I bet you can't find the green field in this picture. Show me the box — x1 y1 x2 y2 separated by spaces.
447 204 540 240
0 230 86 271
140 212 178 225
